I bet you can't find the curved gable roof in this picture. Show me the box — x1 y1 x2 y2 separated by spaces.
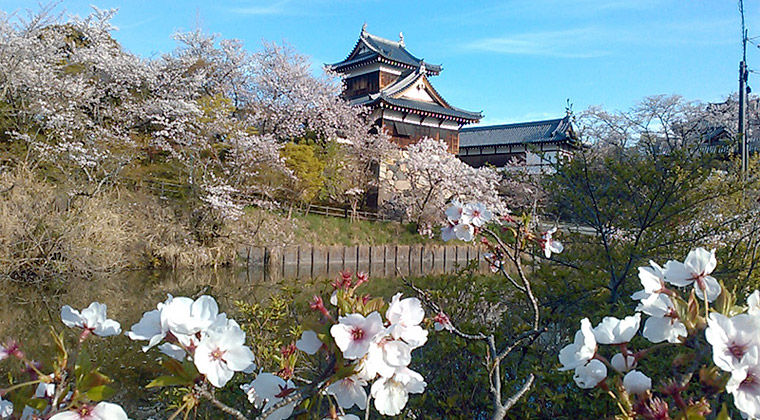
329 27 442 74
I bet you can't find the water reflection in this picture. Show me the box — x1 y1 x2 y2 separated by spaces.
0 267 320 419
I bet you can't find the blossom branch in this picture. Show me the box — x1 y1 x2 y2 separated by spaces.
255 355 336 420
194 384 248 420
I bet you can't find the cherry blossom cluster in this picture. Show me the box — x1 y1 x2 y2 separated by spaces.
237 271 431 418
127 294 256 388
387 138 507 234
559 247 760 419
441 200 493 242
0 285 431 419
328 292 428 416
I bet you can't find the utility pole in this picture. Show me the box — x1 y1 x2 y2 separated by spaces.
739 0 749 173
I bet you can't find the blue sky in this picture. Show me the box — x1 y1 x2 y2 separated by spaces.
1 0 758 126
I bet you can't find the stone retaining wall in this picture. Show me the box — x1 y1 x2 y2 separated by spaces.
238 244 489 282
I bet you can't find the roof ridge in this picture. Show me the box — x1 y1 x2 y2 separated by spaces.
363 31 402 48
461 117 565 132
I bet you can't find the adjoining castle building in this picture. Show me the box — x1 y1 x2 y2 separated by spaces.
458 115 582 171
328 25 482 153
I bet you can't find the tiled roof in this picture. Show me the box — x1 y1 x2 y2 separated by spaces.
459 117 578 147
700 138 760 154
382 97 482 121
329 29 442 74
351 93 481 122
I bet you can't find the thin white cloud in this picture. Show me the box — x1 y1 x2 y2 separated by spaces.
464 16 735 59
464 28 608 58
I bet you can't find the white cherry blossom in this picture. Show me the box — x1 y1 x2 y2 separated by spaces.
664 248 721 302
726 356 760 420
331 312 385 359
385 293 428 348
631 261 666 301
61 302 121 337
705 313 760 372
541 227 563 258
559 318 597 371
445 201 464 223
441 218 477 242
0 397 11 419
295 330 323 355
48 402 129 420
194 319 256 388
453 222 475 242
363 334 412 379
161 295 219 337
370 367 425 416
593 313 641 344
126 308 165 352
623 370 652 395
441 222 457 242
158 343 186 361
748 290 760 316
611 353 637 373
326 375 368 410
636 291 674 317
642 315 688 344
241 372 296 420
573 359 607 389
433 312 453 332
461 202 492 227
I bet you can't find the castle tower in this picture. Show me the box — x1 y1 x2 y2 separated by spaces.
328 25 482 153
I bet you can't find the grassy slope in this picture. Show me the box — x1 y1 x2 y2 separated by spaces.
290 213 441 246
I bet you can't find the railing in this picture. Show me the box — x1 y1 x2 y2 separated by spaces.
120 176 386 221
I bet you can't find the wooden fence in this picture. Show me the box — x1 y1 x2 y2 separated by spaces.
238 244 489 282
122 177 387 221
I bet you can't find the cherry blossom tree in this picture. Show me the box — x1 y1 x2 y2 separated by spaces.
384 138 508 234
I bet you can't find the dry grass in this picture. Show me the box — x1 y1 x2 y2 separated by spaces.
0 166 244 283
